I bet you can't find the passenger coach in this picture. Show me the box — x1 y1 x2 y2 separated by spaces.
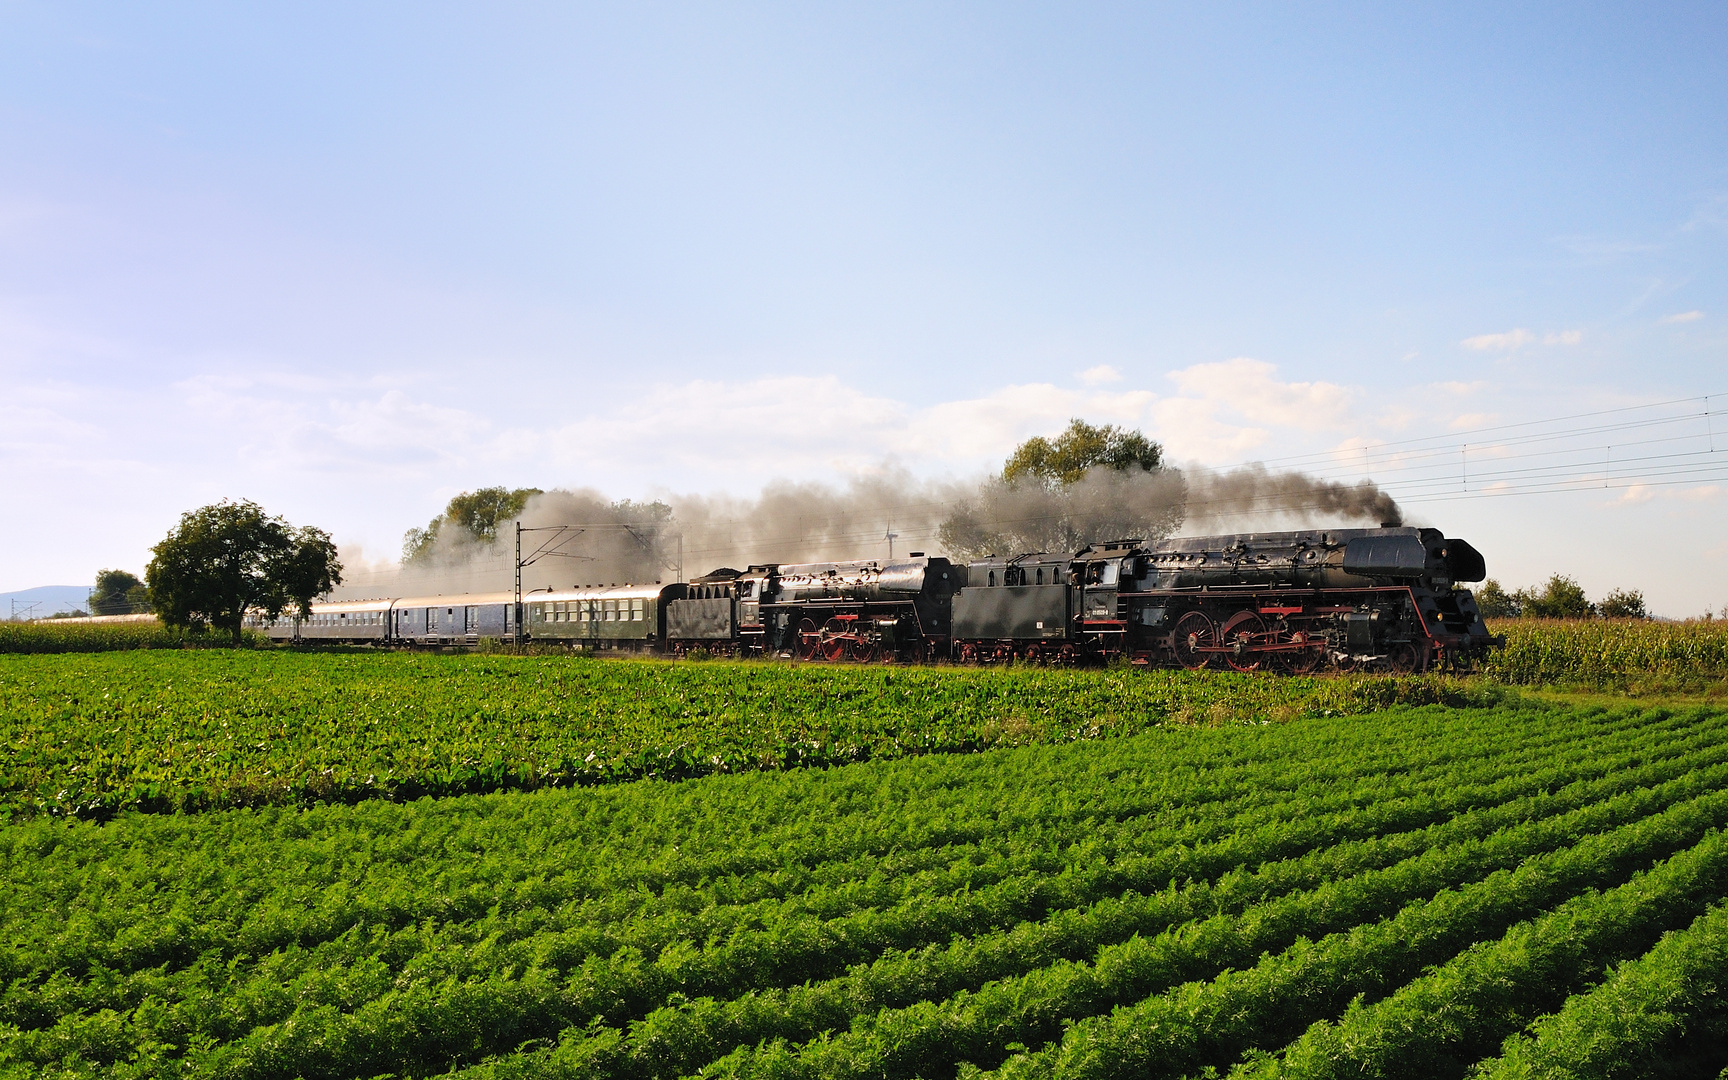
523 582 685 650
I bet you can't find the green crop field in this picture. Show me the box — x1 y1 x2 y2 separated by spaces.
3 698 1727 1078
0 621 262 655
0 652 1506 819
1483 617 1728 690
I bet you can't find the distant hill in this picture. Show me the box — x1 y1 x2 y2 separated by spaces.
0 585 94 620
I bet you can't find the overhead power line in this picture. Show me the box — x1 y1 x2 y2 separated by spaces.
335 391 1724 586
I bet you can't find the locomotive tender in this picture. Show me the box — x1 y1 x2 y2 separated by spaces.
256 525 1501 672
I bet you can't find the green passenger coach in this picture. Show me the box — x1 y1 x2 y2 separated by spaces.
526 583 687 649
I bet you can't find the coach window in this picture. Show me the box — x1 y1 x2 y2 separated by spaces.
632 598 644 621
988 570 996 587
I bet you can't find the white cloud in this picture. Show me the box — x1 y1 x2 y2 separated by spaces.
138 361 1358 497
1612 483 1720 507
1543 330 1583 346
1165 358 1354 431
1461 328 1534 352
1660 310 1704 324
1078 364 1122 386
1432 380 1486 396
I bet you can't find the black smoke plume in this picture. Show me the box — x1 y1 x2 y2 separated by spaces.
329 462 1402 598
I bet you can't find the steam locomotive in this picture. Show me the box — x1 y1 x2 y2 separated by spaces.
256 524 1502 672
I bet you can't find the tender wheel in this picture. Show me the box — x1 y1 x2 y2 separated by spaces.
1170 611 1215 670
1219 612 1268 673
796 618 821 660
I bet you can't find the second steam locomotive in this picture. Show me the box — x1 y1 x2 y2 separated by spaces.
261 524 1503 672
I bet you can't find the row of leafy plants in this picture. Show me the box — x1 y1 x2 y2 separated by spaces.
0 650 1508 819
4 701 1727 1079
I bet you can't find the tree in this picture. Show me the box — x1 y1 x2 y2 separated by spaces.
403 486 543 563
1473 578 1519 619
1522 574 1595 619
1597 587 1648 619
940 420 1181 558
1002 419 1165 487
145 500 343 643
90 569 150 615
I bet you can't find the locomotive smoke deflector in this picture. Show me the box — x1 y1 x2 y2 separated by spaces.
1442 539 1487 582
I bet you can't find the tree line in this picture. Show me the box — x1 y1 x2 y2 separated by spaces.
1474 575 1648 620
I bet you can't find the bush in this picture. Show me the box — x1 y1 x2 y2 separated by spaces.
1597 587 1649 620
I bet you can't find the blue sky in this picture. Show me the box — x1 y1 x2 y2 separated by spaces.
3 2 1725 613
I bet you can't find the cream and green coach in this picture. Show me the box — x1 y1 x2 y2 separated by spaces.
525 583 689 649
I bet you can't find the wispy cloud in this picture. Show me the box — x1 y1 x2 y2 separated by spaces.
1660 310 1704 324
1461 328 1534 352
1552 235 1663 265
1431 380 1486 396
1078 364 1122 386
1461 328 1580 350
